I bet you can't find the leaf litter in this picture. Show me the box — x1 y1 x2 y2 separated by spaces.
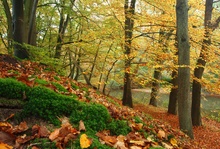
0 54 220 148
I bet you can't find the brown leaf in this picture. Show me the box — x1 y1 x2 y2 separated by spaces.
79 120 86 131
49 128 60 141
0 131 16 146
32 125 50 138
31 146 40 149
13 121 28 134
157 130 166 139
0 122 13 133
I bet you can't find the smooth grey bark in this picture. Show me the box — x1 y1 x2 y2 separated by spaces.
122 0 136 108
176 0 194 139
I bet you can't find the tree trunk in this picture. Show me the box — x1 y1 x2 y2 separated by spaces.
191 0 213 126
54 6 70 59
89 41 101 82
2 0 13 52
168 69 178 115
176 0 194 139
149 68 161 106
27 0 38 45
122 0 136 108
12 0 29 59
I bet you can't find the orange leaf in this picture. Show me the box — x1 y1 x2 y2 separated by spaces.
0 142 13 149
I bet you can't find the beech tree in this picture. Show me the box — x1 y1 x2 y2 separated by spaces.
122 0 136 108
176 0 194 138
191 0 220 126
12 0 29 59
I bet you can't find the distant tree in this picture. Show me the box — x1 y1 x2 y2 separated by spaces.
191 0 220 126
122 0 136 108
176 0 194 138
168 41 178 115
2 0 13 52
149 29 173 107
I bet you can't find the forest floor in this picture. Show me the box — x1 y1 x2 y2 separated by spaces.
0 54 220 149
133 104 220 149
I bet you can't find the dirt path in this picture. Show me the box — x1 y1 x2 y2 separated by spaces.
134 104 220 149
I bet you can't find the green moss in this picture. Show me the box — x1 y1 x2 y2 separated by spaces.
107 119 131 136
134 116 143 123
71 82 79 89
0 78 29 99
70 103 111 131
22 86 79 125
51 82 68 93
34 78 49 85
28 138 56 149
53 76 60 81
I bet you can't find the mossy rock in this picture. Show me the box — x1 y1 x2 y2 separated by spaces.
22 86 79 125
0 78 29 99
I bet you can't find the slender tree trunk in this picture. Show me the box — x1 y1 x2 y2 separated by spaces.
168 69 178 114
12 0 29 59
27 0 38 45
2 0 13 52
98 44 113 91
89 41 101 81
176 0 194 139
191 0 213 126
103 60 118 95
149 68 161 106
122 0 136 108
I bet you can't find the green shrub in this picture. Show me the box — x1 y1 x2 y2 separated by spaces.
0 78 29 99
22 86 79 125
107 119 131 136
70 103 111 131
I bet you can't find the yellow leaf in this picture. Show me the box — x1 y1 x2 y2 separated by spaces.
80 134 92 148
0 142 13 149
170 138 178 146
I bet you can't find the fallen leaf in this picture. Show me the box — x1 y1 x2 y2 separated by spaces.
162 142 173 149
32 125 50 138
0 141 13 149
49 128 60 141
130 146 142 149
79 120 86 131
0 131 16 146
31 146 40 149
170 138 178 147
13 121 28 133
80 134 92 149
157 130 166 139
129 140 145 146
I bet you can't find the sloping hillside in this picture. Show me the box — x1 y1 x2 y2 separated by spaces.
0 54 219 149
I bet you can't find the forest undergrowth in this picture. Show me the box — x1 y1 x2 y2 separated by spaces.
0 54 220 149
